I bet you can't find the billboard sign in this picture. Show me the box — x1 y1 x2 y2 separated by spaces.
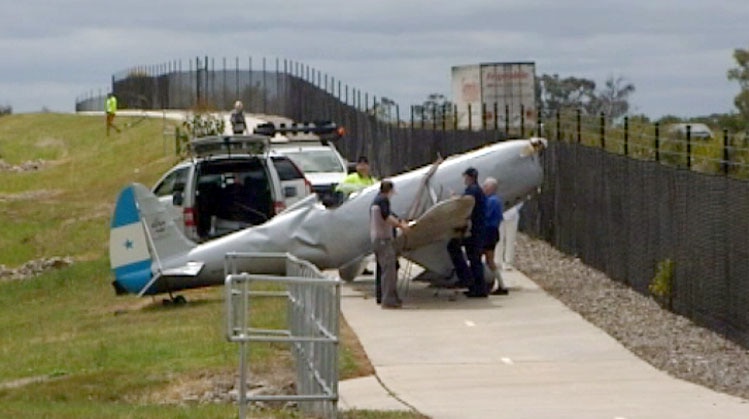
452 62 536 132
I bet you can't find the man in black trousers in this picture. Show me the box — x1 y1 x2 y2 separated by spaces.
447 167 488 298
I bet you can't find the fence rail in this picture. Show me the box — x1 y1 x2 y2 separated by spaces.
225 252 340 419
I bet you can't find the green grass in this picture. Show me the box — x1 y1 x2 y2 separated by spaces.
0 113 420 419
546 110 749 177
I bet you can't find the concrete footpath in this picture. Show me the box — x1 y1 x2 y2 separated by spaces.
337 268 749 418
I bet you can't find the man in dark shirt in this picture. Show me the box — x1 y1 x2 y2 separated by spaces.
230 100 247 134
447 167 488 298
370 180 409 308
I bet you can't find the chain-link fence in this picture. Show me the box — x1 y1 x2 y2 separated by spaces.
522 140 749 347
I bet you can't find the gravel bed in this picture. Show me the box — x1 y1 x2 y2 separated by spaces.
513 233 749 400
0 257 73 282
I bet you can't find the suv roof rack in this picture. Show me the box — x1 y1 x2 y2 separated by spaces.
190 135 269 158
254 121 345 145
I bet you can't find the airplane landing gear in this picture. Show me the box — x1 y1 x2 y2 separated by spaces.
162 293 187 306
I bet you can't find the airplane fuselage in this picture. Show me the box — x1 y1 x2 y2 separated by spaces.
110 138 545 295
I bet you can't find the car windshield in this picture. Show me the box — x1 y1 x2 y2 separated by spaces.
280 149 344 173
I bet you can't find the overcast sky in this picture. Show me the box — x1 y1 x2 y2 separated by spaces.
2 0 747 118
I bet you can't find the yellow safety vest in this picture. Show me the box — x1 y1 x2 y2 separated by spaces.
336 173 377 194
106 96 117 114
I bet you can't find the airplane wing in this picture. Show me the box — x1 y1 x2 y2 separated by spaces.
394 195 475 280
395 195 474 252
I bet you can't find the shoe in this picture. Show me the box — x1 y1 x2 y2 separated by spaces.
362 268 374 275
488 278 499 294
381 302 402 309
491 287 509 296
463 291 488 298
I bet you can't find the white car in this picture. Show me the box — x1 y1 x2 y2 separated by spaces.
152 135 312 242
272 139 349 204
258 121 349 206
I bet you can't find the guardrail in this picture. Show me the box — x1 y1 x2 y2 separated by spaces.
224 252 341 418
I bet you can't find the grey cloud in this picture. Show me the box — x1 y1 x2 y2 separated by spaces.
1 0 747 117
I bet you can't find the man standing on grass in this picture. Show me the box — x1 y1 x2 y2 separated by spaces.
106 93 120 136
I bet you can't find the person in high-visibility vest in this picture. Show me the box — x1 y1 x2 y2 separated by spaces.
336 156 377 195
105 93 120 136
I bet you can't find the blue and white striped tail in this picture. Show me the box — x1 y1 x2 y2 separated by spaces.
109 185 153 295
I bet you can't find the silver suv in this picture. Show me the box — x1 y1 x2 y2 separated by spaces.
152 135 311 242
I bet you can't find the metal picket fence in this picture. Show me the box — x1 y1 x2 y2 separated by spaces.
225 252 341 419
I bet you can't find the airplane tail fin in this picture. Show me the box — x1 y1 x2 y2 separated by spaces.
109 183 196 295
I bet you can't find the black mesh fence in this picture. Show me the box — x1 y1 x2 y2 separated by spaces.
75 57 514 177
523 140 749 347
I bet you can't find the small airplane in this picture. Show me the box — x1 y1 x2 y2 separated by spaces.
109 137 546 301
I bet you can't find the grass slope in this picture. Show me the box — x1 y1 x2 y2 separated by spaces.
0 113 414 419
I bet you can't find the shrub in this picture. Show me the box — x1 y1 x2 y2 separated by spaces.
649 258 674 309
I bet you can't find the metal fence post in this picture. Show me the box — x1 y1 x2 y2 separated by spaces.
556 109 561 142
441 104 446 132
195 56 201 106
599 112 605 150
723 128 730 175
504 104 510 136
468 104 472 131
453 104 458 130
481 102 487 131
655 122 660 162
686 124 692 169
520 104 525 138
235 57 240 101
493 102 498 131
576 108 582 143
624 116 629 156
537 112 543 137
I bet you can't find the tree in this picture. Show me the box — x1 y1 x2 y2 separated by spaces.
727 47 749 120
373 96 397 123
412 93 455 127
537 74 597 119
592 76 635 120
0 104 11 117
537 74 635 120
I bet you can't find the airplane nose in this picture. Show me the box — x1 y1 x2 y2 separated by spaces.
530 137 548 150
521 137 548 157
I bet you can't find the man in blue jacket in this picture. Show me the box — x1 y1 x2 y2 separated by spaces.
447 167 488 298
